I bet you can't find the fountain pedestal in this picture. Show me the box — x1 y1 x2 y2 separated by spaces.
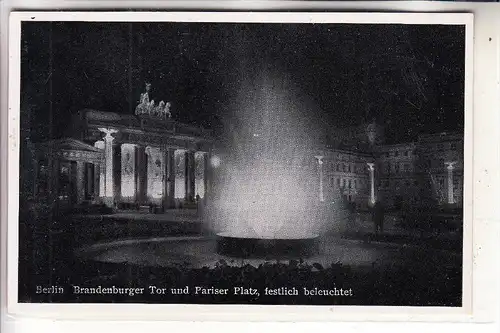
216 232 320 259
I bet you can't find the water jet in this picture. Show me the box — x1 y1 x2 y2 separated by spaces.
205 68 342 259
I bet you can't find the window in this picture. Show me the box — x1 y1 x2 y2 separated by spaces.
404 151 408 156
394 151 399 157
414 180 419 186
354 179 357 188
386 152 390 158
348 179 352 189
395 164 400 173
336 178 340 187
404 163 410 172
451 142 457 150
336 164 340 172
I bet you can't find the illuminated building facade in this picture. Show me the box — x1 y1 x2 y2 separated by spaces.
31 111 462 212
413 133 464 207
373 132 463 208
317 121 464 210
316 148 374 210
34 109 213 210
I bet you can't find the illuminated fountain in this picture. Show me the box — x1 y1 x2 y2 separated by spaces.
77 69 355 266
207 69 336 258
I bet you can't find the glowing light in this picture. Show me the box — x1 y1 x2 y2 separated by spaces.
210 155 221 168
146 147 164 199
174 150 186 199
195 152 206 199
445 161 457 204
121 144 136 199
207 69 340 238
98 128 118 198
367 162 376 205
314 155 325 202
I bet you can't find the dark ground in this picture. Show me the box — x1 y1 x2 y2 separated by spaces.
18 208 463 306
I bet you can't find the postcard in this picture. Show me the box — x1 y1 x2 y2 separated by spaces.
6 11 477 321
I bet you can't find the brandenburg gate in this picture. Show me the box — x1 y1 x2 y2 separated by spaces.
34 86 214 210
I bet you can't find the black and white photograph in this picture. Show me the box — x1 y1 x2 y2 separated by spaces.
10 12 472 309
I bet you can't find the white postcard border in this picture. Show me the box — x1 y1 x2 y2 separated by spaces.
4 10 483 322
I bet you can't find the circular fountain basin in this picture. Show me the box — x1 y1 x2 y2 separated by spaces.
216 232 320 258
76 234 459 269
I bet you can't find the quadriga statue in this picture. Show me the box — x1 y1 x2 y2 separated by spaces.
135 83 172 119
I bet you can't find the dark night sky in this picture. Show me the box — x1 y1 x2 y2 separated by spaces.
20 22 465 144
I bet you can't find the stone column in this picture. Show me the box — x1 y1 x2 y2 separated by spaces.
120 143 137 200
445 161 457 204
189 152 196 201
113 143 122 204
184 151 195 201
145 146 165 202
94 141 105 198
98 128 118 206
314 155 325 202
184 151 189 201
203 152 209 201
163 148 176 209
145 146 152 201
135 145 147 204
367 162 376 206
174 149 187 200
193 152 209 200
76 161 85 204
